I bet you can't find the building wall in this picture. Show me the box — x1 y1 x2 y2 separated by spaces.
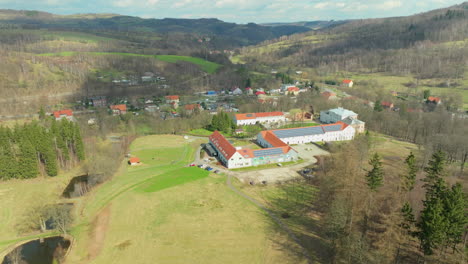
320 110 358 124
226 152 252 169
235 115 286 126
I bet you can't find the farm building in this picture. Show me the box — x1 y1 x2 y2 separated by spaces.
53 109 74 121
342 79 354 88
258 121 355 146
208 131 298 169
128 157 141 166
234 111 286 126
110 104 127 115
320 107 365 133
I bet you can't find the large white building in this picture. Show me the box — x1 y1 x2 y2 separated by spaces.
320 107 365 133
208 131 298 169
257 122 356 146
234 112 286 126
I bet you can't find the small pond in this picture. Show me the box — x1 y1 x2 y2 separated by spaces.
2 236 70 264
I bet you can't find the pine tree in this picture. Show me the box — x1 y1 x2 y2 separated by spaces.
366 153 384 191
374 100 383 112
443 183 468 250
418 193 448 255
401 202 416 235
423 150 446 196
73 123 85 161
18 139 39 179
402 152 417 191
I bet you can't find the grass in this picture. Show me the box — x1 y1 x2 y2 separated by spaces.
279 122 320 129
188 128 230 137
137 167 209 193
61 134 305 263
38 52 221 74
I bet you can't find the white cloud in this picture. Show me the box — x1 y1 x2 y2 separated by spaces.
376 0 402 10
113 0 134 8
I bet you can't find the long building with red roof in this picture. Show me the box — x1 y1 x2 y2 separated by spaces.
234 111 286 126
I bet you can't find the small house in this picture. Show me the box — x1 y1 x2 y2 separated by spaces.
342 79 354 88
184 104 202 114
321 91 337 100
128 157 141 166
427 96 441 105
235 129 244 135
255 91 266 96
245 87 253 95
381 101 394 109
287 86 300 95
165 95 180 108
90 96 107 107
53 109 74 121
110 104 127 115
232 87 243 95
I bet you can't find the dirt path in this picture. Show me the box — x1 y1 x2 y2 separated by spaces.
86 205 111 262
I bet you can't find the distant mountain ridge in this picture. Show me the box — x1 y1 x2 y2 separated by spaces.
262 20 349 30
0 9 320 46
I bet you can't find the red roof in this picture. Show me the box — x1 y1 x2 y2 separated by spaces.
255 91 266 95
209 131 237 159
184 104 201 110
245 87 252 90
260 131 288 148
53 109 73 118
321 91 336 98
129 157 140 164
381 101 394 107
165 95 179 100
235 111 284 120
110 104 127 111
287 87 300 92
427 96 441 103
342 79 353 84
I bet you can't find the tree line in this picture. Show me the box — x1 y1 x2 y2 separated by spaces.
0 119 85 180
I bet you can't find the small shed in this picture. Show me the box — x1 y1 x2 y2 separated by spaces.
128 157 141 166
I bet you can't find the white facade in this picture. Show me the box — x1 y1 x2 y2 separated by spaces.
234 113 286 126
320 108 358 124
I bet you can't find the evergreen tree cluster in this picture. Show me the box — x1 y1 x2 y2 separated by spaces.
209 112 236 134
401 151 467 256
0 119 85 180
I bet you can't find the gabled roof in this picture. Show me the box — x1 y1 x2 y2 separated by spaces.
255 91 266 95
53 109 73 118
342 79 353 84
129 157 140 163
325 107 357 117
165 95 179 100
427 96 441 103
381 101 394 107
268 122 349 139
235 112 284 120
184 104 201 110
287 86 300 92
110 104 127 111
209 131 237 159
321 91 336 98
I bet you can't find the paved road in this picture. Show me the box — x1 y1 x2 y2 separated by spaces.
226 173 313 263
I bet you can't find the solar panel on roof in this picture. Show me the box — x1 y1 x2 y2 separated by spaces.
322 125 342 132
273 126 324 138
253 148 283 157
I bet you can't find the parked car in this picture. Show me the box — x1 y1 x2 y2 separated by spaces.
214 170 220 174
197 164 204 168
189 163 196 167
206 167 214 171
277 163 282 167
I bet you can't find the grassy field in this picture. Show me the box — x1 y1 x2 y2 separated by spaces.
38 52 221 74
58 134 305 264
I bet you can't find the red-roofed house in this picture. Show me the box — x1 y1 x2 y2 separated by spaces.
245 87 253 95
110 104 127 115
427 96 442 104
234 111 286 126
381 101 394 109
321 91 337 100
184 104 202 114
53 109 74 121
255 91 266 96
128 157 141 166
165 95 180 108
287 86 300 95
342 79 354 88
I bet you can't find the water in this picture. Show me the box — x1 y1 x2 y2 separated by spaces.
2 236 70 264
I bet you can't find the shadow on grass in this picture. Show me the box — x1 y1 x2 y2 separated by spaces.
258 179 333 263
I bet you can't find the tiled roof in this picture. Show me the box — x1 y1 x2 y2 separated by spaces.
235 112 284 120
427 96 441 103
129 157 140 163
255 91 266 95
342 79 353 84
184 104 201 110
165 95 179 100
321 91 336 98
381 101 393 107
287 87 300 91
110 104 127 111
53 109 73 118
209 131 237 159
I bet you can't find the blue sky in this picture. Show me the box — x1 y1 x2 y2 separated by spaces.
0 0 464 23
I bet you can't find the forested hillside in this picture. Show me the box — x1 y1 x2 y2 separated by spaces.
239 2 468 80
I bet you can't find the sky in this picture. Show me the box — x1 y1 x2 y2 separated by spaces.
0 0 464 23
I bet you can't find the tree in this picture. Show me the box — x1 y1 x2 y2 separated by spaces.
443 183 468 251
401 202 416 234
417 193 448 255
18 139 39 179
423 150 446 193
402 152 417 191
423 89 431 99
366 153 384 191
374 100 383 112
245 78 251 88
